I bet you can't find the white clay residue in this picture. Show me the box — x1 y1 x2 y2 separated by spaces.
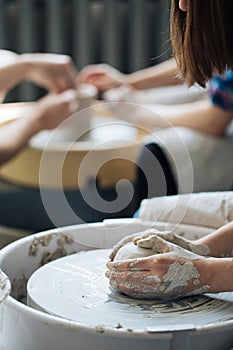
193 279 200 286
191 243 210 256
163 261 199 293
161 233 211 257
137 230 211 257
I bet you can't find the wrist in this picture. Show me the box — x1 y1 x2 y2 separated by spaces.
113 72 127 88
18 54 35 80
195 237 227 258
191 240 211 256
204 257 233 293
123 73 143 89
22 102 45 136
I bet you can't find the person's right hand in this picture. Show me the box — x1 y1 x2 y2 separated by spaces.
107 234 212 300
32 89 79 132
77 64 126 92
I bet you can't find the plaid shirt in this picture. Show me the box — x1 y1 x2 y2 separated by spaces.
209 70 233 110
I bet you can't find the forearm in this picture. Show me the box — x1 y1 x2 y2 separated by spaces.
124 58 182 89
0 115 40 165
196 222 233 258
192 257 233 294
135 100 233 136
156 100 233 136
0 59 30 95
206 257 233 293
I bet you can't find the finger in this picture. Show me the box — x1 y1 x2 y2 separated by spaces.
66 61 79 83
136 236 155 250
107 259 136 271
61 89 78 103
56 77 71 92
77 71 106 84
137 235 172 253
132 230 154 244
156 232 193 252
78 75 110 92
109 243 126 261
108 256 157 271
54 75 76 93
106 270 161 286
133 228 164 243
97 79 115 91
56 60 77 90
59 89 79 112
156 232 176 242
104 88 126 102
109 250 117 261
133 236 144 245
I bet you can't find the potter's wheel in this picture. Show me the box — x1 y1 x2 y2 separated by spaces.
30 116 138 147
0 115 139 189
27 249 233 332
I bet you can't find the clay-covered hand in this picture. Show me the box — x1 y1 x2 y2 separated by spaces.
135 229 211 257
77 63 125 92
107 235 212 300
21 53 78 93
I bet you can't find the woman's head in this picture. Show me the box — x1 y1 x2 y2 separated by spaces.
170 0 233 87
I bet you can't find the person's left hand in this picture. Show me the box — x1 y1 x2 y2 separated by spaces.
106 235 212 300
21 53 78 93
135 230 211 257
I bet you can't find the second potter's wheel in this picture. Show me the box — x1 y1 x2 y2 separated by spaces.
27 249 233 333
0 115 139 190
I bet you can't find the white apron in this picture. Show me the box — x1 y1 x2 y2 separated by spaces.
138 191 233 229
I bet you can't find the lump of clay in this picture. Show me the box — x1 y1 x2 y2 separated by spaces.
114 242 154 261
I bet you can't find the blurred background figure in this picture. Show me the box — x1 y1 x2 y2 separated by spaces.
78 59 233 206
0 50 79 165
0 0 170 103
0 0 172 241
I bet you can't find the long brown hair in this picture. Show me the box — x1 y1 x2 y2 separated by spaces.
170 0 233 87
